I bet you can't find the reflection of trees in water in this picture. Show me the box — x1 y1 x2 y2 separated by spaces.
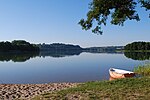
0 50 124 62
0 50 82 62
39 50 82 58
0 52 39 62
124 52 150 60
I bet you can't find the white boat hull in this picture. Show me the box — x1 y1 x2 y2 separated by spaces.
109 68 135 79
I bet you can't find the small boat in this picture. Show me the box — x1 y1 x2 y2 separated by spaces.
109 68 135 79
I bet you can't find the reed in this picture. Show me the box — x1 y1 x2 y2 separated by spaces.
134 63 150 76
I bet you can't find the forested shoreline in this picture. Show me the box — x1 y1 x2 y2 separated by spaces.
0 40 39 52
124 42 150 51
1 40 150 53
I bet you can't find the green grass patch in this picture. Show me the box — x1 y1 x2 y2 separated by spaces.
33 77 150 100
134 64 150 76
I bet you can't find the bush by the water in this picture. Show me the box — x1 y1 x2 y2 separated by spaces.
134 64 150 76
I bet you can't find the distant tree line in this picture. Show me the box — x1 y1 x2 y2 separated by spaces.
83 46 123 53
39 43 125 53
124 42 150 51
0 40 39 52
38 43 82 51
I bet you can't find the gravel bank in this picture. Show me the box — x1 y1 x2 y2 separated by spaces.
0 83 78 99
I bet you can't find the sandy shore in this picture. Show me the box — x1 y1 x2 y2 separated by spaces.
0 83 78 99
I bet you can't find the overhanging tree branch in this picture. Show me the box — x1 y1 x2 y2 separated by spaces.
79 0 150 34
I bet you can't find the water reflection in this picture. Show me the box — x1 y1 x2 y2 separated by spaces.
0 52 39 62
0 52 147 84
124 52 150 60
0 51 149 62
39 50 82 58
0 51 83 62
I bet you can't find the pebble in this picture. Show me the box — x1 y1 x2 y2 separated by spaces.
0 83 78 99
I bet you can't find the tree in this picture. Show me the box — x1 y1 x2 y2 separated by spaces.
0 40 39 52
124 41 150 50
79 0 150 34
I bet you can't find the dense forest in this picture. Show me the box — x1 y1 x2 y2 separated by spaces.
0 40 39 52
124 42 150 51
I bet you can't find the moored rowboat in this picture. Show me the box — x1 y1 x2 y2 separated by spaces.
109 68 135 79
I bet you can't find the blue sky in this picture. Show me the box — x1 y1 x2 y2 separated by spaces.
0 0 149 47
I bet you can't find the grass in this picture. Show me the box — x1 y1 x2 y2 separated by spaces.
134 63 150 76
33 77 150 100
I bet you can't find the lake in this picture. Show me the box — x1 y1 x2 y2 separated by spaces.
0 52 149 84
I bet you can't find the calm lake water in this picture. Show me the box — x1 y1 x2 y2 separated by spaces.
0 52 149 84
